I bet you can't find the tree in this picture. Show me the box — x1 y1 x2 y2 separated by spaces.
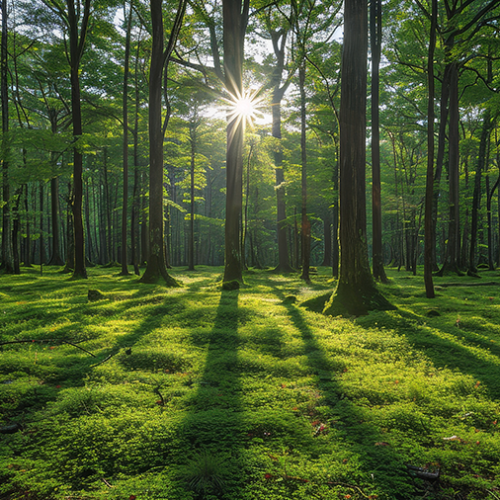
370 0 388 283
324 0 393 316
139 0 185 285
222 0 249 283
0 0 14 273
423 0 437 298
119 1 133 276
265 19 294 273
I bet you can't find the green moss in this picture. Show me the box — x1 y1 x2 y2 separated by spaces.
1 266 500 499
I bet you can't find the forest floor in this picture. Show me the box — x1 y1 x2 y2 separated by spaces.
1 265 500 500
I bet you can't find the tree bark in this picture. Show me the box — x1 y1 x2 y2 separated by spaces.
324 0 392 316
299 61 310 282
269 27 293 273
424 0 437 298
222 0 249 284
140 0 183 286
370 0 388 283
440 61 461 275
120 2 132 276
468 109 491 275
0 0 13 273
67 0 90 279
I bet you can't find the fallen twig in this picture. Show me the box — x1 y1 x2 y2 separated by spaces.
100 478 113 488
0 339 96 357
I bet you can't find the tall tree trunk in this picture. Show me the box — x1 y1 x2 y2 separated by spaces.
321 210 332 267
424 0 437 298
188 123 196 271
299 61 310 282
24 184 32 267
120 2 132 276
439 61 461 275
431 63 451 270
63 182 74 273
270 27 293 273
140 0 183 286
222 0 249 284
39 183 46 265
67 0 89 279
370 0 387 283
324 0 392 316
12 186 22 274
468 109 492 275
48 176 64 265
0 0 13 273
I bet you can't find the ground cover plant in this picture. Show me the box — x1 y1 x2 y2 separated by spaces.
1 266 500 500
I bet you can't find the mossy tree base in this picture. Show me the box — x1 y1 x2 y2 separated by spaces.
323 279 395 317
271 263 295 274
139 255 180 287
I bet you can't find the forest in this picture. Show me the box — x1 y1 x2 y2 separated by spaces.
1 0 500 499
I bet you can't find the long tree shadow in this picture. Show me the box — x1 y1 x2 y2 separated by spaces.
359 309 500 399
279 297 413 499
172 288 245 499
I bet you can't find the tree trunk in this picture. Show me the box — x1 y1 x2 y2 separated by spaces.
370 0 388 283
321 210 332 267
48 176 64 265
270 28 293 273
188 110 197 271
439 61 461 275
67 0 89 279
0 0 13 273
424 0 437 298
222 0 249 284
120 2 132 276
468 109 491 275
140 0 180 286
299 61 310 282
324 0 392 316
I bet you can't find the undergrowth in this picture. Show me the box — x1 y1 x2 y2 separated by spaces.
0 265 499 500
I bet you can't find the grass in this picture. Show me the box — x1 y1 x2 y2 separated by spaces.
0 265 499 500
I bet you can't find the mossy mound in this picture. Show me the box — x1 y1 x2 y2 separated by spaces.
88 289 106 302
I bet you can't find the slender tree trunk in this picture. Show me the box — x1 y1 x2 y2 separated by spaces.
48 175 64 265
468 109 491 275
439 61 461 275
370 0 388 283
12 186 22 274
63 182 74 273
24 184 32 267
431 64 451 270
299 61 310 282
120 2 132 276
321 210 332 267
84 178 93 263
67 0 89 279
270 28 293 273
486 175 497 270
0 0 13 273
39 183 46 265
424 0 437 298
188 123 196 271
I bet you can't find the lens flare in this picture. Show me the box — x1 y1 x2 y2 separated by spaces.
223 87 264 130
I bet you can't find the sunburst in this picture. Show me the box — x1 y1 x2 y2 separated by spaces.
223 87 265 131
